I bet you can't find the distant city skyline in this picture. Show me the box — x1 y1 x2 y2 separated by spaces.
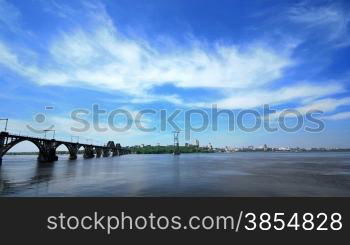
1 0 350 151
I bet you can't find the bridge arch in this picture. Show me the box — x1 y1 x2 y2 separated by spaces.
54 142 80 160
0 138 43 158
107 141 115 148
55 143 76 155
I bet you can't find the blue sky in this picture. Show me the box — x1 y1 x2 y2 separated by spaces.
0 0 350 150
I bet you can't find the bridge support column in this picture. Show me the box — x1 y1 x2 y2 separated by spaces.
0 132 6 166
68 145 78 160
69 150 78 160
83 146 95 159
38 151 58 163
69 154 77 160
96 148 102 158
112 143 122 156
112 148 119 156
38 141 58 163
38 149 58 163
103 148 110 157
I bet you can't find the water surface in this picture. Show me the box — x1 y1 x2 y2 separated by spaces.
1 152 350 196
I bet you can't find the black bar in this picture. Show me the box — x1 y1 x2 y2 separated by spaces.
0 198 349 243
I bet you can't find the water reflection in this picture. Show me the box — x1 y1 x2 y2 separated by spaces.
0 159 55 195
1 152 350 196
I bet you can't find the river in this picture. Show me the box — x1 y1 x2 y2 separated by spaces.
1 152 350 196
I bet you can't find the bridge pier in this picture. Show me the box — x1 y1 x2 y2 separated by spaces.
112 143 122 156
103 148 110 157
0 132 6 166
112 148 119 156
69 154 77 160
38 148 58 163
68 145 78 160
0 131 130 164
83 146 95 159
37 141 58 163
96 148 102 158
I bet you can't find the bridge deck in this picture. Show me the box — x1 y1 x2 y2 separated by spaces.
0 131 106 149
0 131 130 164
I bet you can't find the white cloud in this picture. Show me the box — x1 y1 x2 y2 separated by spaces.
50 31 98 66
322 112 350 121
262 96 350 121
0 20 300 108
289 3 350 47
0 1 296 100
296 97 350 114
195 83 345 109
128 94 184 105
0 1 347 112
0 0 21 33
43 25 295 94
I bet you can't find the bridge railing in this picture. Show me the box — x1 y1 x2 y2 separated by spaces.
2 128 46 139
1 129 105 147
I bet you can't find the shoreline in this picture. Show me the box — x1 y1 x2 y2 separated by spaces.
5 150 350 156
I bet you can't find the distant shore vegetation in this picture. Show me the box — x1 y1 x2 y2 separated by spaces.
5 147 350 156
130 145 214 154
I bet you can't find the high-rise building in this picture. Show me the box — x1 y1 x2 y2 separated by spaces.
195 139 199 147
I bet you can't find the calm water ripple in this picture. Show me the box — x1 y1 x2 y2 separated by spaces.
1 152 350 196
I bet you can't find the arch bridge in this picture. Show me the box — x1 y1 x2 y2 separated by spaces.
0 131 130 165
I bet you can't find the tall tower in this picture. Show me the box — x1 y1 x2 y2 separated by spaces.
173 131 180 155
